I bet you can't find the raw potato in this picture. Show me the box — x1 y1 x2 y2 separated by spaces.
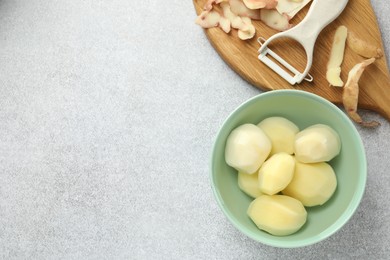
226 118 342 236
327 25 348 87
347 31 383 59
258 153 295 195
294 124 341 163
282 162 337 207
225 124 272 174
247 195 307 236
342 58 380 127
238 171 263 198
260 9 292 31
257 116 299 155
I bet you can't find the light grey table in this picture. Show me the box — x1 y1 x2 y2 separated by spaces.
0 0 389 259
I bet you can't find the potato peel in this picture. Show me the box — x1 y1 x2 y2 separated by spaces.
238 16 256 40
231 16 249 31
342 58 380 127
196 1 256 40
204 0 227 11
195 10 221 28
221 2 236 21
229 0 261 20
347 31 383 59
243 0 278 10
219 16 231 33
276 0 312 19
260 9 292 31
326 25 348 87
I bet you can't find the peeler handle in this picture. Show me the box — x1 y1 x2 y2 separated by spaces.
286 0 349 44
258 0 349 84
291 0 349 82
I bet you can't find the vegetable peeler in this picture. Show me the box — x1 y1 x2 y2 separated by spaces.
258 0 349 85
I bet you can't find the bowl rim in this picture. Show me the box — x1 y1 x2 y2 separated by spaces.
210 89 367 248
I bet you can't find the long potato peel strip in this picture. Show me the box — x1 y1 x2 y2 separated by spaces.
342 58 380 127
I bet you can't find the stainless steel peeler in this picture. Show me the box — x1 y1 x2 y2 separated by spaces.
258 0 349 85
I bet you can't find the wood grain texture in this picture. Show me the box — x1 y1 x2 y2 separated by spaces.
193 0 390 121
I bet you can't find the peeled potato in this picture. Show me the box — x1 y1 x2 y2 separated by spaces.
294 124 341 163
257 117 299 155
238 171 263 198
247 195 307 236
225 124 271 174
258 153 295 195
282 162 337 207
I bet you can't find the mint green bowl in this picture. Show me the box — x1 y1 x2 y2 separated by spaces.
211 90 367 248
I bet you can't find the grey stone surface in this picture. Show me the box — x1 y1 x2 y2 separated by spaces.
0 0 389 259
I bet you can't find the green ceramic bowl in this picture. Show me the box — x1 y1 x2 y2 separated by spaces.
211 90 367 248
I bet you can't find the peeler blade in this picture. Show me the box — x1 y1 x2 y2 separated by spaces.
257 38 313 85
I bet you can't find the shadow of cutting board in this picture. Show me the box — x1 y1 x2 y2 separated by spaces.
193 0 390 121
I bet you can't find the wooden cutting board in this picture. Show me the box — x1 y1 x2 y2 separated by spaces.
193 0 390 121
